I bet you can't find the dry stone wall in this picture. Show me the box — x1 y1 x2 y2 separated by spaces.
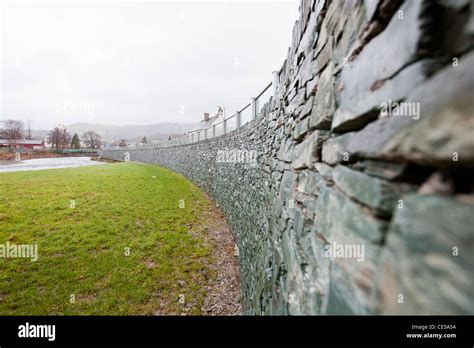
100 0 474 315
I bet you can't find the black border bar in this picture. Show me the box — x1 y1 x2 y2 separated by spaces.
0 315 472 346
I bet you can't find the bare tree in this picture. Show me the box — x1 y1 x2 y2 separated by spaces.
1 119 24 150
48 127 61 149
47 127 71 150
26 120 33 140
82 131 102 149
61 128 71 149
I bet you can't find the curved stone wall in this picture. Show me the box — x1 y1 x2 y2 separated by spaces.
100 0 474 315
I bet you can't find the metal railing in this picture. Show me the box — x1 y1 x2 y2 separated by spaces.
109 71 280 150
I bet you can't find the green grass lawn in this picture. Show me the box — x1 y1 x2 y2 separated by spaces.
0 162 215 315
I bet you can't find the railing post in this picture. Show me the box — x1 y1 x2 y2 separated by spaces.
251 97 257 120
272 71 279 99
236 111 241 129
213 125 216 138
192 133 195 143
223 118 227 134
198 132 200 142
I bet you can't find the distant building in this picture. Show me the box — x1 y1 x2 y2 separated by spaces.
0 139 45 150
187 108 224 136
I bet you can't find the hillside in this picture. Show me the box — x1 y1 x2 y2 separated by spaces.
32 122 201 142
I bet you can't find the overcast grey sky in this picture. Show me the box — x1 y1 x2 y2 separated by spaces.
1 0 299 130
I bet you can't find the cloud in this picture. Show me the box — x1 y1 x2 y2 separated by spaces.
1 1 299 129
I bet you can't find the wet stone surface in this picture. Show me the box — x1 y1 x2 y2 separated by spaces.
101 0 474 315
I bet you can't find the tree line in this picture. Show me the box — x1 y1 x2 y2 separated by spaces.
1 119 151 150
0 119 102 150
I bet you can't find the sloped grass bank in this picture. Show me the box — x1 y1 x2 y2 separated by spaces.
0 162 216 315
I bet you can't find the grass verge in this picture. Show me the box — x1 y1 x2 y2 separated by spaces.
0 162 215 315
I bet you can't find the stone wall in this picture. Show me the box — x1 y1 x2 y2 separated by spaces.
100 0 474 315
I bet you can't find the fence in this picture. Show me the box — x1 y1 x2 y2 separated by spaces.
111 71 280 150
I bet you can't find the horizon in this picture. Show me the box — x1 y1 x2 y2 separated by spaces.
30 120 202 132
